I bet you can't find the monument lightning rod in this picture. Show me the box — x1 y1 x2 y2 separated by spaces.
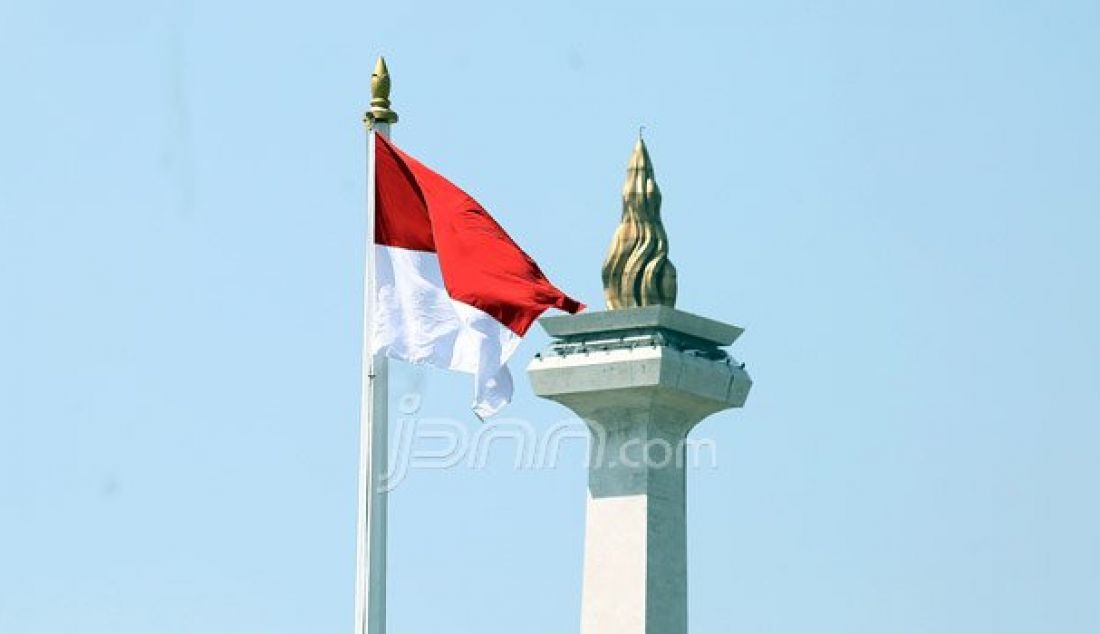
356 56 398 634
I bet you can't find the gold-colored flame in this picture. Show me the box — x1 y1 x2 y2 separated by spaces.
601 136 677 309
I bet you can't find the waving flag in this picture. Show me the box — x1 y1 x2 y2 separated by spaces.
370 132 584 417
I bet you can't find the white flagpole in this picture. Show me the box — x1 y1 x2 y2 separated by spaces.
356 56 397 634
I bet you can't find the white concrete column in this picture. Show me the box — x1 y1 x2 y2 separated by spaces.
528 306 751 634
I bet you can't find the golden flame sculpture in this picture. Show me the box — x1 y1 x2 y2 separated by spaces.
601 136 677 309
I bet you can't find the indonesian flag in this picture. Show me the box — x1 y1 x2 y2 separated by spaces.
371 133 584 417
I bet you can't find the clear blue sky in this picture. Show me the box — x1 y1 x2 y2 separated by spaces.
2 1 1098 632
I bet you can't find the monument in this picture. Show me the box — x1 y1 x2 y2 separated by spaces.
527 136 752 634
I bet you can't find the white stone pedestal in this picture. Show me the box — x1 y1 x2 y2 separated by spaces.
528 306 751 634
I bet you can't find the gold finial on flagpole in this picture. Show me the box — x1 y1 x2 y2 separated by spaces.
601 133 678 309
365 56 399 128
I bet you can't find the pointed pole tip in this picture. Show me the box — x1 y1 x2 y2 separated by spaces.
366 54 398 128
